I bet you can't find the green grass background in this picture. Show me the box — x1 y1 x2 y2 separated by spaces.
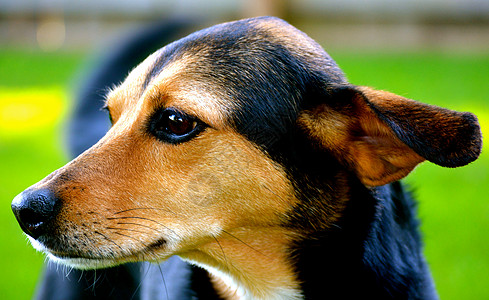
1 48 488 299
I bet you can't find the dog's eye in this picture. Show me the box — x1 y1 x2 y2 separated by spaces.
149 108 205 144
164 110 196 136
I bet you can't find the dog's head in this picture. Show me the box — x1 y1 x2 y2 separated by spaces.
12 16 481 280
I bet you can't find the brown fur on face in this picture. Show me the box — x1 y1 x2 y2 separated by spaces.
27 44 303 294
34 118 297 261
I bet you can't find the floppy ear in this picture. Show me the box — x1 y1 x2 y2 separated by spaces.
299 85 482 186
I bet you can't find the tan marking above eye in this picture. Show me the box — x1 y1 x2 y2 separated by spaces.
148 81 230 130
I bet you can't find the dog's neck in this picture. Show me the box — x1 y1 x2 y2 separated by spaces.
180 181 437 300
177 169 350 300
180 227 304 300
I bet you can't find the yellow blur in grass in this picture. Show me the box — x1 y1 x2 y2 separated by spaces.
0 87 66 137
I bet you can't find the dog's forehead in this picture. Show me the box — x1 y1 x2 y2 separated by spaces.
146 16 343 85
111 17 346 143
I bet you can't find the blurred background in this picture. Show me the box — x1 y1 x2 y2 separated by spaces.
1 0 488 299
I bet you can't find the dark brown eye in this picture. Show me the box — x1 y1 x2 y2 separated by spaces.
166 111 196 136
148 108 206 144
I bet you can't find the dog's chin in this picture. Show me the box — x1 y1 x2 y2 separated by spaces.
28 236 127 270
47 254 121 270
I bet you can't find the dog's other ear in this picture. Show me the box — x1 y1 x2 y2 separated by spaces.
299 85 482 186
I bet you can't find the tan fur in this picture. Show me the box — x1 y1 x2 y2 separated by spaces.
298 88 425 187
182 228 303 299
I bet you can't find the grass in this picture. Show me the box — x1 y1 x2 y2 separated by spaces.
1 48 488 299
0 49 82 300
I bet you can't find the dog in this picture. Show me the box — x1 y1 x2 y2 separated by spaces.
12 17 482 299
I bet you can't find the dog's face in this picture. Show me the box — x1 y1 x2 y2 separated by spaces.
12 16 481 287
14 17 334 269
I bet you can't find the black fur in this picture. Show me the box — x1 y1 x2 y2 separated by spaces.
290 181 437 299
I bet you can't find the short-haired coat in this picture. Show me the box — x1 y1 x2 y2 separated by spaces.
12 17 482 299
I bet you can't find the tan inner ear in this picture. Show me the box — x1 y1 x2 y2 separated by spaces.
299 88 424 187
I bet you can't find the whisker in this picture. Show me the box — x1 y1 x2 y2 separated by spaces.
222 230 269 258
108 216 165 227
89 269 101 292
261 182 288 202
116 222 161 232
113 232 149 248
107 216 181 238
106 227 148 235
330 223 342 230
113 207 178 216
94 230 124 253
64 265 74 278
134 253 171 299
156 262 170 300
211 233 230 272
77 268 84 283
130 262 152 300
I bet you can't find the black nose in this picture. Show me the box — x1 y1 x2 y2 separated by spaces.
11 188 59 239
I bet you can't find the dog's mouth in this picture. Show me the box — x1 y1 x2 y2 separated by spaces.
28 234 170 270
48 254 122 270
